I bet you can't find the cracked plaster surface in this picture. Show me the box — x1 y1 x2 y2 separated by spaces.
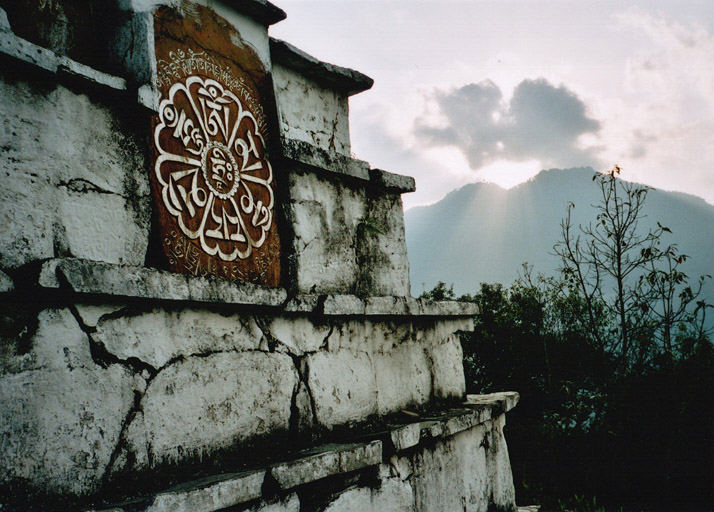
0 299 472 496
0 70 150 271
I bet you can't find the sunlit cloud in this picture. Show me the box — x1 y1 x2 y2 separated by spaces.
415 78 603 172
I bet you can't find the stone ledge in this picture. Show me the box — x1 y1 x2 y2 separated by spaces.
369 169 416 194
280 137 371 181
388 392 520 452
85 395 517 511
270 38 373 96
36 258 287 307
280 139 417 195
270 440 382 491
365 296 479 317
142 469 265 512
225 0 287 26
28 258 476 318
0 18 127 92
284 293 478 317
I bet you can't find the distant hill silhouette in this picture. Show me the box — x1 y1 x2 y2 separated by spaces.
406 168 714 309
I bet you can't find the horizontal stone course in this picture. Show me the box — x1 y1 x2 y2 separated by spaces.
32 258 477 317
81 395 517 512
270 440 382 490
0 21 126 92
270 38 373 96
280 137 370 181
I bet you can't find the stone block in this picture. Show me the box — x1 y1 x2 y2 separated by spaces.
38 259 287 307
390 423 422 452
279 137 370 181
408 417 517 512
0 308 94 374
287 171 366 294
488 415 517 510
304 350 377 427
324 478 414 512
322 294 366 316
0 361 133 496
270 441 381 490
58 188 150 266
141 352 297 465
369 169 416 194
94 307 263 369
264 316 330 355
144 469 265 512
428 334 466 399
374 343 432 415
273 63 351 156
356 193 411 297
0 74 150 269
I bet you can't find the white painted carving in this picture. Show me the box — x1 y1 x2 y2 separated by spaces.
154 75 274 261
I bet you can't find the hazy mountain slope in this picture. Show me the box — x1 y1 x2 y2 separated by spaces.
406 168 714 302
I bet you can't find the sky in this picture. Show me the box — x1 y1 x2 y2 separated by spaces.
270 0 714 209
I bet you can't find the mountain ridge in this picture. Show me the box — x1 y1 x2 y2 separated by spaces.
405 168 714 301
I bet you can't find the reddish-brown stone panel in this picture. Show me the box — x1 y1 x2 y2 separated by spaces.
151 5 281 286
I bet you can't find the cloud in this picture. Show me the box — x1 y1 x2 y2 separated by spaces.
596 9 714 203
416 78 603 170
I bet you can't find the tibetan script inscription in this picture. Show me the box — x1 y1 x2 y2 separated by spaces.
151 5 281 286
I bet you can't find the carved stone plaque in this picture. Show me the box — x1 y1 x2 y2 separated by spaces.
151 5 281 286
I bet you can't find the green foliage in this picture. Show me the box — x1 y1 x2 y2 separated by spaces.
424 167 713 510
419 281 455 301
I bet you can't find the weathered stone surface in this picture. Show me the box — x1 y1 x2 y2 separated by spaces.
374 343 432 415
0 72 149 270
390 424 422 452
282 293 320 313
247 493 300 512
264 316 330 355
140 351 296 465
0 269 13 293
94 307 263 369
0 308 94 374
0 317 133 495
287 171 366 293
489 415 518 510
74 303 126 328
324 478 414 512
364 296 479 317
408 417 517 512
465 392 520 414
270 39 373 96
428 334 466 400
369 168 416 194
305 351 377 427
270 441 381 490
273 63 351 156
280 137 370 180
356 193 411 297
110 409 149 475
58 188 150 266
322 294 366 316
144 469 265 512
38 259 287 306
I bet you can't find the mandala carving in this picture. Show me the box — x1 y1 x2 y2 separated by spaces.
154 76 274 262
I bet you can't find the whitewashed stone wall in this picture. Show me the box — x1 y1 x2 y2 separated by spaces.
273 63 351 156
0 3 519 511
0 70 150 270
1 276 473 498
